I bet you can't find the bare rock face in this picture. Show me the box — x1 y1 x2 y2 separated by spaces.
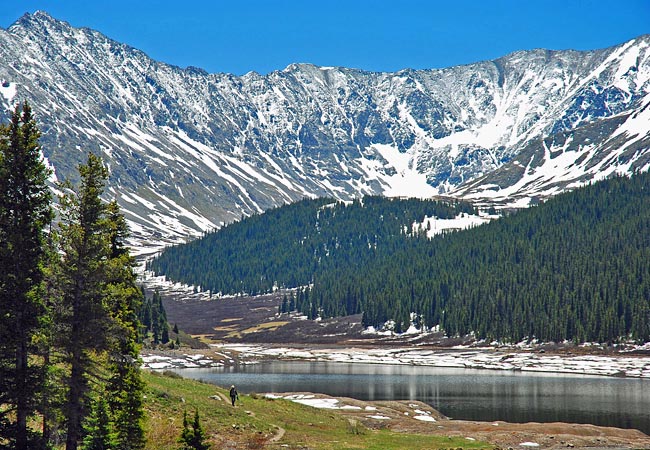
1 12 649 251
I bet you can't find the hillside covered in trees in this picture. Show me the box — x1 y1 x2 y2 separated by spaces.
148 173 650 344
147 196 476 294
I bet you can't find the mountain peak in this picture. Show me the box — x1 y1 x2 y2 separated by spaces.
9 10 75 38
32 10 54 19
0 12 648 252
282 62 320 73
13 10 57 27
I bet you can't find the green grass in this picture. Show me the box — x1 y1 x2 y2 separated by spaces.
142 370 494 449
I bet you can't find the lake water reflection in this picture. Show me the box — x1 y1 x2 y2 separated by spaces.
172 360 650 434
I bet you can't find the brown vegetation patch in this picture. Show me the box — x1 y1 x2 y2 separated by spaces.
240 321 290 334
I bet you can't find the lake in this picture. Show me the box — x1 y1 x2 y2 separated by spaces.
171 360 650 435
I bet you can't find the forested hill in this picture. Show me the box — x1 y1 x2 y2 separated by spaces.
149 172 650 344
147 196 477 294
308 172 650 344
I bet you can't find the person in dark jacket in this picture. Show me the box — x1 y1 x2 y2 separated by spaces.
229 385 238 406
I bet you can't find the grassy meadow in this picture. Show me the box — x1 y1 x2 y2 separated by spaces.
142 370 493 449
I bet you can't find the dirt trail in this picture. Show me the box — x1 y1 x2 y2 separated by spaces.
266 425 286 443
211 392 229 403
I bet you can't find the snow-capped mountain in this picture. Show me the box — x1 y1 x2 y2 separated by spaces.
1 11 649 252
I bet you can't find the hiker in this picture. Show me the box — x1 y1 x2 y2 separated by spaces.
229 385 238 406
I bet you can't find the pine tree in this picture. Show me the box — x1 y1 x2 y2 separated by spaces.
139 297 152 337
106 361 145 450
54 154 147 449
150 290 168 344
0 101 53 449
81 396 115 450
156 290 167 331
189 410 210 450
56 153 114 450
178 410 210 450
289 293 296 312
103 201 146 450
280 294 288 314
161 326 170 345
39 228 68 445
178 411 193 450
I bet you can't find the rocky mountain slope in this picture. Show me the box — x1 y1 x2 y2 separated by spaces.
1 11 649 252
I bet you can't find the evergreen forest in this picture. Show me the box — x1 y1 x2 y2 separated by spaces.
148 173 650 344
147 196 476 295
0 103 152 449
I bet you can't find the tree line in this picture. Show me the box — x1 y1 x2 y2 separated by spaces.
0 102 149 449
150 166 650 344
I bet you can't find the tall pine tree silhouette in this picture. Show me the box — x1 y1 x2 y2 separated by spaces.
0 101 53 449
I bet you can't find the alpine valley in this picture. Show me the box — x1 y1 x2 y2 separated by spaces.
1 11 649 252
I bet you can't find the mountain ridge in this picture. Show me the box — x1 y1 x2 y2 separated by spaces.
1 11 649 252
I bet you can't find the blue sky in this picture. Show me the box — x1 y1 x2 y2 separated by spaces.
2 1 648 75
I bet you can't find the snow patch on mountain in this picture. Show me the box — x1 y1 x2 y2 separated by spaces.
0 81 17 103
413 212 495 237
368 144 439 198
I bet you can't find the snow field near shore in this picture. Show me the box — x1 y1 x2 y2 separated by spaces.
140 353 217 369
264 394 439 423
218 345 650 378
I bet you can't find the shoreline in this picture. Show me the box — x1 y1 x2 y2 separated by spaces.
140 345 650 448
141 344 650 379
